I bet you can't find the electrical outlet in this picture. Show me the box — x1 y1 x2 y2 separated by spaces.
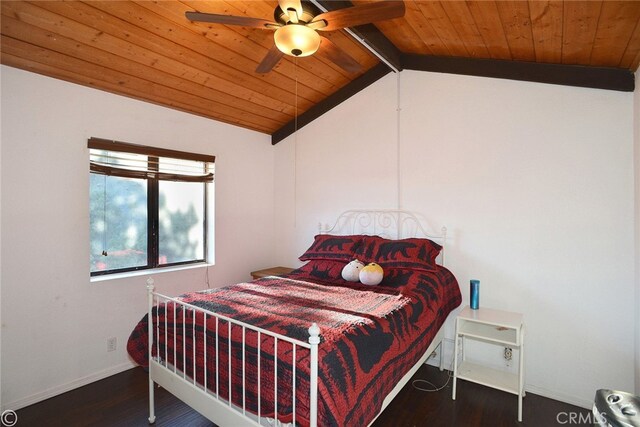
107 337 117 352
504 347 513 361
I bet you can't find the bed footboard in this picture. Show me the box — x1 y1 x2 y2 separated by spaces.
145 278 320 427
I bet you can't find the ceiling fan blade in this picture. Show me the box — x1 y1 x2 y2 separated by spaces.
312 1 406 32
185 11 278 29
318 36 363 74
256 44 285 74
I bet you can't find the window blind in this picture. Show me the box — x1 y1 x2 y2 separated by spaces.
88 137 215 183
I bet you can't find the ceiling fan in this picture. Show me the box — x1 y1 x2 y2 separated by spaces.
185 0 405 74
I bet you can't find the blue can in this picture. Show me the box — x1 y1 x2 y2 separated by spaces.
470 280 480 309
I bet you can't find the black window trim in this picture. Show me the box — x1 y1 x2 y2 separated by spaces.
89 138 212 277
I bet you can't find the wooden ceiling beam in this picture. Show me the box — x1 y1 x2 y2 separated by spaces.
271 63 391 144
314 0 403 71
402 54 635 92
270 50 635 142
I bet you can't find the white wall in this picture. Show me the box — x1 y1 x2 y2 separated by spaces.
0 65 3 410
0 66 275 409
274 71 636 407
635 71 640 395
2 63 636 412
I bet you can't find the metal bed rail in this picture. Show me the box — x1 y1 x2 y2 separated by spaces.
145 278 320 427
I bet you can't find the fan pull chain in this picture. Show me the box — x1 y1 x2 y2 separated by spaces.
396 71 402 211
293 56 299 228
295 57 298 134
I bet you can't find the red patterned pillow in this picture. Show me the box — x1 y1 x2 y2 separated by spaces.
354 235 441 271
290 260 349 284
299 234 363 262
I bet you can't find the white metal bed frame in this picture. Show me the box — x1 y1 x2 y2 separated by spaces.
146 209 448 426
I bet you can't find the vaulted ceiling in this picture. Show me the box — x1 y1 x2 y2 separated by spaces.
2 1 639 144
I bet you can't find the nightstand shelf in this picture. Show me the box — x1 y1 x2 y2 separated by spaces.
250 266 295 280
456 361 519 395
452 306 525 422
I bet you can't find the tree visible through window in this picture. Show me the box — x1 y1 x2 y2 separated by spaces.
89 138 214 276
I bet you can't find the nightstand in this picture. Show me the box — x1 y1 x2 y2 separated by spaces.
250 266 295 280
452 305 525 422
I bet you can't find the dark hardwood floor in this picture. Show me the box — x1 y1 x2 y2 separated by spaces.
15 365 591 426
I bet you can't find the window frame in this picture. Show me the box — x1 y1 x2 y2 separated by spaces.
89 138 213 277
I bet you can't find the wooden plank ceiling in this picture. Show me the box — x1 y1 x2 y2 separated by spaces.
365 0 640 69
2 1 640 139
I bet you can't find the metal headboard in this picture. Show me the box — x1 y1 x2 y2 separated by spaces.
318 209 447 266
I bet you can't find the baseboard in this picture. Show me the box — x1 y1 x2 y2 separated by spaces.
524 384 592 410
2 361 136 412
424 337 593 410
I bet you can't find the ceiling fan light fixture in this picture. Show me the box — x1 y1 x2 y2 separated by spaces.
274 24 321 57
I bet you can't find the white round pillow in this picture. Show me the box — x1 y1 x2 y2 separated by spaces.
341 259 365 282
359 263 384 286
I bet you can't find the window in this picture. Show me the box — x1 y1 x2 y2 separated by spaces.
89 138 214 276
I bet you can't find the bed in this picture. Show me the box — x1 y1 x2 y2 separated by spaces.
127 210 462 426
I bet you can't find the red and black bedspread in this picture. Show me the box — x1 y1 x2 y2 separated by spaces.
127 266 461 426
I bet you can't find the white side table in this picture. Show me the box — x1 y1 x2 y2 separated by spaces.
452 305 525 421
